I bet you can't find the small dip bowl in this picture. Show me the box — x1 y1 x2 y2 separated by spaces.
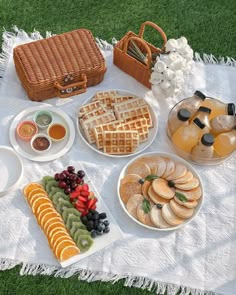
47 123 67 142
16 120 38 141
33 110 53 129
31 133 52 153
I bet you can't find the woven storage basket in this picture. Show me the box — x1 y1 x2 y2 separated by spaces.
13 29 106 101
113 21 167 89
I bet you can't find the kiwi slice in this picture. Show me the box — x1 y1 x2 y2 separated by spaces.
70 221 86 236
65 215 81 230
56 199 73 214
46 180 58 193
52 192 69 205
42 176 55 188
62 208 81 223
48 187 64 200
73 229 90 242
76 235 93 252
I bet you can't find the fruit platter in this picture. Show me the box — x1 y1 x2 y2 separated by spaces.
9 105 75 162
77 89 158 157
22 164 123 267
118 152 203 231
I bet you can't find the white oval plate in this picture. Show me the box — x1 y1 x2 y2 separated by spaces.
77 89 158 158
117 152 204 231
0 146 23 197
9 105 75 162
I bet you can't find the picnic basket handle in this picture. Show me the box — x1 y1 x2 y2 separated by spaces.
54 74 87 98
138 21 167 52
123 36 153 69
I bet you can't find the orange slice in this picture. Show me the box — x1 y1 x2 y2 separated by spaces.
50 231 70 249
28 188 47 201
55 239 76 259
45 221 66 237
50 230 70 247
40 212 60 228
52 235 71 250
38 208 57 224
59 245 80 262
46 218 64 237
31 196 52 214
23 182 43 198
35 203 53 217
29 193 48 207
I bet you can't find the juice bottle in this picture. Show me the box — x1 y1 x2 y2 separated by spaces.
177 90 206 116
201 99 235 120
191 106 211 129
167 108 191 136
214 126 236 157
191 133 215 163
172 118 206 153
210 115 236 135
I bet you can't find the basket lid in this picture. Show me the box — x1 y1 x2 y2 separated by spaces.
14 29 106 84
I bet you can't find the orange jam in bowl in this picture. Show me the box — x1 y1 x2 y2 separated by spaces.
47 123 67 142
16 120 38 141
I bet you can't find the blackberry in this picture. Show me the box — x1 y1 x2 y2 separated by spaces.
86 212 93 220
90 230 97 238
99 213 107 220
92 213 99 220
103 226 110 234
97 223 105 231
103 220 109 226
80 215 88 225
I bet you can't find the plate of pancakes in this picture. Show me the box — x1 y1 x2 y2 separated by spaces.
77 89 158 157
118 152 203 231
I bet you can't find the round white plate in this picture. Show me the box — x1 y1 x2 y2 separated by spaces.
9 105 75 162
77 89 158 158
0 146 23 197
117 152 204 231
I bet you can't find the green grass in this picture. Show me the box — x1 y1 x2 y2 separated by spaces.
0 0 235 294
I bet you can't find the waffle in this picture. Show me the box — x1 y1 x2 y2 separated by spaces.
102 130 139 154
112 96 135 104
93 120 124 149
79 101 101 117
115 105 152 127
113 97 146 113
117 118 149 142
82 112 116 143
80 107 107 121
93 90 117 99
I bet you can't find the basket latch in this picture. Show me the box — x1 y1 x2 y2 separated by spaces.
54 74 87 98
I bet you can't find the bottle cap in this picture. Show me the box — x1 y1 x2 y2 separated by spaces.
193 118 205 129
177 109 191 121
198 106 211 114
201 133 214 146
227 103 235 115
194 90 206 100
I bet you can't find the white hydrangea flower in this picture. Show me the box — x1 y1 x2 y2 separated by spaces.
169 54 185 71
177 37 188 49
163 68 175 80
165 39 178 52
160 80 171 90
150 72 163 84
154 60 167 73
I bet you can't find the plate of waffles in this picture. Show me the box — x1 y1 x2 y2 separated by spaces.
117 152 204 231
77 89 158 157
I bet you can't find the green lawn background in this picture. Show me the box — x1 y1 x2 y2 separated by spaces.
0 0 236 294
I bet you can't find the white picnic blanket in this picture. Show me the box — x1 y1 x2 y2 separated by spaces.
0 29 235 295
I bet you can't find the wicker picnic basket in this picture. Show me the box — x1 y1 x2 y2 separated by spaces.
113 21 167 89
13 29 107 101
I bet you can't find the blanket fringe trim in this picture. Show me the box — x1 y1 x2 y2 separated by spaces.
0 26 235 83
0 259 218 295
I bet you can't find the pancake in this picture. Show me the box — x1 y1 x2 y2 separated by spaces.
162 203 184 226
152 178 175 199
174 196 198 209
150 206 170 228
175 177 199 190
175 186 202 201
169 199 194 219
120 181 142 204
121 174 141 185
148 186 169 205
162 158 175 178
173 171 193 184
155 156 167 177
126 160 151 179
142 181 152 201
126 194 144 219
136 203 155 227
166 162 187 181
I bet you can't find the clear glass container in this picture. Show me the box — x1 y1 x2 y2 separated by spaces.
167 96 236 165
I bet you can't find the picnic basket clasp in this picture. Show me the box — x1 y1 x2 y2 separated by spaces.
54 74 88 98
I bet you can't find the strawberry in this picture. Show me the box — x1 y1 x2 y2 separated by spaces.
70 191 80 199
78 195 88 203
87 197 97 209
82 183 89 192
89 191 95 199
76 200 86 208
80 190 89 197
90 204 97 210
81 209 88 216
